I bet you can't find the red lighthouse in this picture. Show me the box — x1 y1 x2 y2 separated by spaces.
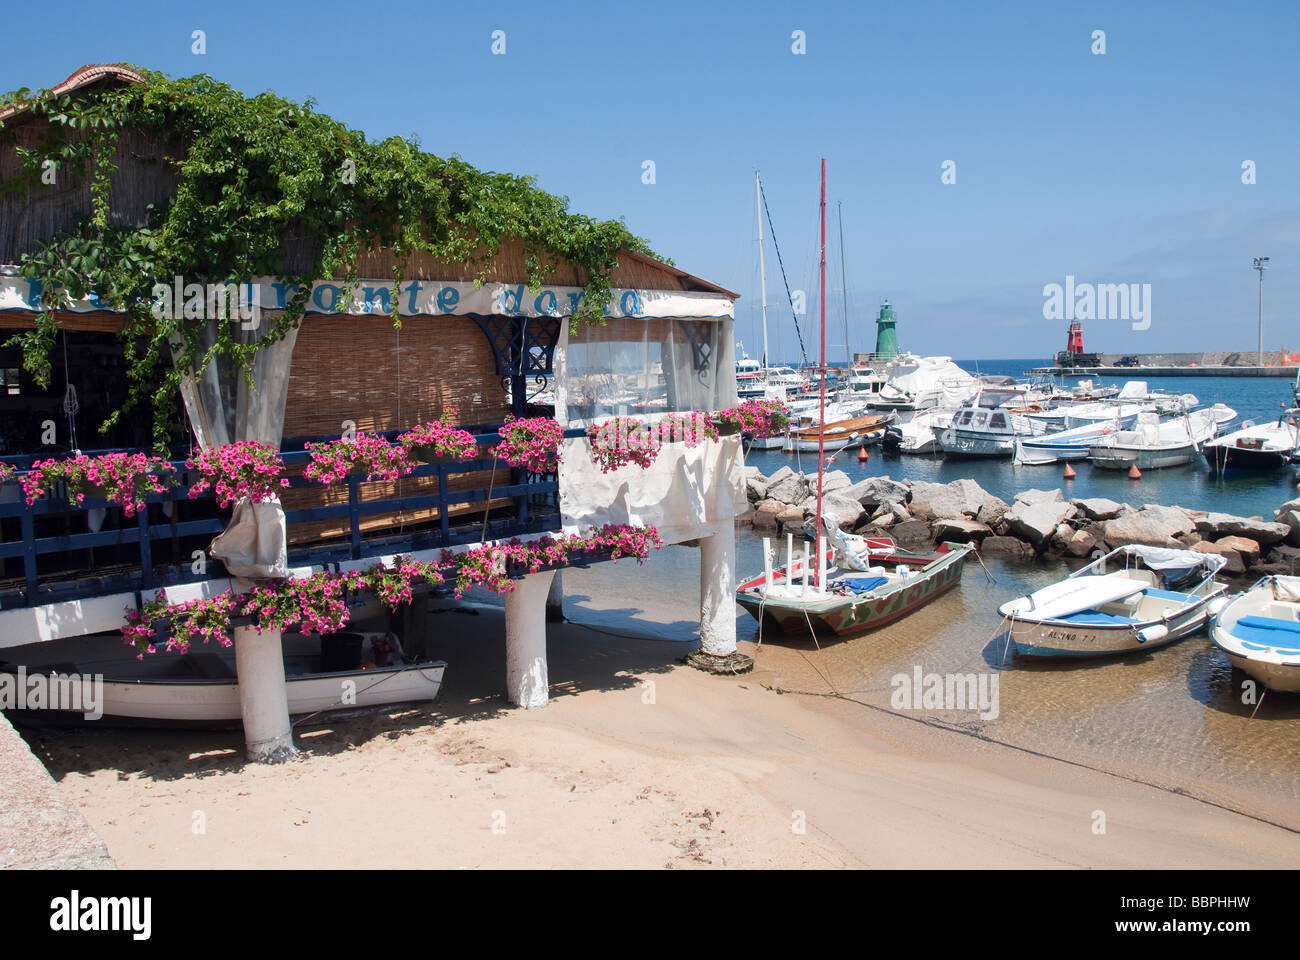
1066 320 1084 355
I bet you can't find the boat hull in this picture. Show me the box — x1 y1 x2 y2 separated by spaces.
938 428 1016 458
736 545 970 638
1209 576 1300 691
1089 444 1198 470
1006 602 1218 657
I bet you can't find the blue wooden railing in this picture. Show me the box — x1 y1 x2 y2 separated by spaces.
0 426 586 609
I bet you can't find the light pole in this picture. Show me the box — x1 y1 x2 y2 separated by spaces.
1254 256 1270 366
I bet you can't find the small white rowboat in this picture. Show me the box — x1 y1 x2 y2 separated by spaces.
1210 575 1300 692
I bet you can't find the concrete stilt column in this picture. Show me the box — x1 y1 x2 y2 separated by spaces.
233 625 297 762
505 570 556 708
688 520 754 674
545 569 565 622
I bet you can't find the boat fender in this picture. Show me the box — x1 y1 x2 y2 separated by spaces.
1136 624 1169 644
1206 596 1229 618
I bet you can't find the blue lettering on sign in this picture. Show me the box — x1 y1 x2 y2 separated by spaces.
566 292 583 314
620 290 642 317
361 286 391 314
313 284 342 312
270 283 291 309
500 284 525 316
26 279 42 309
437 286 460 313
534 290 557 314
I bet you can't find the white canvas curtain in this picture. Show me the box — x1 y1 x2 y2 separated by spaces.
555 318 745 538
556 318 737 423
174 319 300 580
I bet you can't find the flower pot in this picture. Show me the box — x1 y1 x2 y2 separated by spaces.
407 444 465 466
715 421 742 436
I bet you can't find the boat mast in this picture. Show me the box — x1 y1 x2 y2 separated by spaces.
838 201 850 370
757 171 769 374
816 159 827 556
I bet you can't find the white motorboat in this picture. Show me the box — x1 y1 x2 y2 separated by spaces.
1204 410 1300 472
1210 575 1300 692
1088 407 1232 470
1014 418 1130 464
937 389 1029 458
882 407 956 455
868 354 978 412
998 545 1229 658
0 631 445 724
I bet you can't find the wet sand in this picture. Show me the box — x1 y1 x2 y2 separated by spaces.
22 603 1300 869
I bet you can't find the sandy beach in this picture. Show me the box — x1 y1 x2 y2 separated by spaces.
21 601 1300 870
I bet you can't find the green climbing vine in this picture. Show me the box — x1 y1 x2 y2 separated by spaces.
0 68 659 450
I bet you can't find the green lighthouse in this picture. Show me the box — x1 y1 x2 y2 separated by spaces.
874 300 899 360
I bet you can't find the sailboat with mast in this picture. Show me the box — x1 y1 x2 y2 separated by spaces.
735 160 974 639
747 171 788 448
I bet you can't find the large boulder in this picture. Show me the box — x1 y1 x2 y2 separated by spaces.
845 476 909 510
1013 488 1064 506
821 470 852 495
746 475 769 502
1193 540 1246 576
890 518 932 544
1215 535 1261 566
766 472 808 506
1072 497 1124 522
1101 504 1193 547
976 495 1011 527
777 505 805 529
980 535 1035 558
949 478 995 517
1004 499 1075 548
818 493 866 531
932 518 993 542
907 480 966 521
1275 498 1300 547
751 500 783 531
1194 513 1290 547
1065 528 1101 558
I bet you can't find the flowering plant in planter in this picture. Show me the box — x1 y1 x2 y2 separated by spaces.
712 399 789 438
447 543 514 596
240 569 364 636
187 441 288 508
398 405 479 463
0 462 16 486
657 411 719 447
304 433 413 485
587 416 660 472
578 523 664 563
122 588 236 658
21 452 178 517
496 416 565 474
363 555 445 611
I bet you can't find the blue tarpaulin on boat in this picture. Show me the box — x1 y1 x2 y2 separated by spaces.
841 576 889 595
1234 616 1300 652
1144 588 1197 604
1056 611 1137 626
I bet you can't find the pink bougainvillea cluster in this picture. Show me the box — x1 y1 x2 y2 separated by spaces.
187 441 289 508
304 432 414 485
21 452 177 517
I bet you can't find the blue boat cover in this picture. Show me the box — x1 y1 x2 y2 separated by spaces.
840 576 889 595
1056 611 1137 626
1233 616 1300 653
1145 588 1197 604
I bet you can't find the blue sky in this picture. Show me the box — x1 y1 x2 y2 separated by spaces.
3 0 1296 361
